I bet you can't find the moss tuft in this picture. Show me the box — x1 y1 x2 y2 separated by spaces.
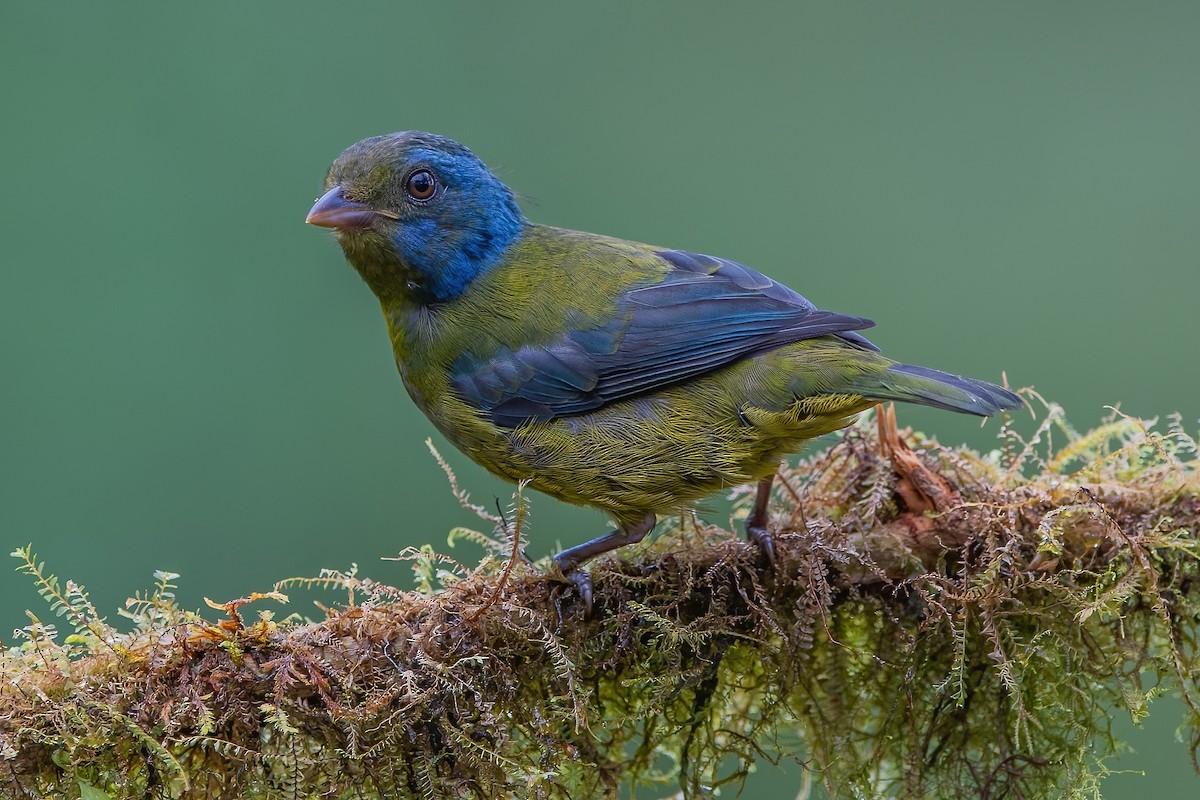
3 400 1199 798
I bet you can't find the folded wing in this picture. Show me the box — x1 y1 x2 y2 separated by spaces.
452 250 878 427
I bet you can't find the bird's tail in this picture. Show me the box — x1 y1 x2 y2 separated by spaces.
853 363 1022 417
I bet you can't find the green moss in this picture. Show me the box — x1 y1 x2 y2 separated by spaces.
3 402 1199 798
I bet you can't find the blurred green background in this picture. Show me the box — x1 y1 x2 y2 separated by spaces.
2 3 1198 796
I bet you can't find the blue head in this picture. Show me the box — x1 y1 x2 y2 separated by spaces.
307 132 526 304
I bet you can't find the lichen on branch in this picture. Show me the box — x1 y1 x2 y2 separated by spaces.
2 400 1199 799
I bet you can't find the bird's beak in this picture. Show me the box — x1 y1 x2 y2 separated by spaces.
305 185 379 229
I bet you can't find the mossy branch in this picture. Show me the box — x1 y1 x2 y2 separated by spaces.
3 401 1200 799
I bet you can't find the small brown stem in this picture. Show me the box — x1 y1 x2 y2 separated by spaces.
468 495 526 621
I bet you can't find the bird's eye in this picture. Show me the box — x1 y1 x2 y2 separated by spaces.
405 169 437 201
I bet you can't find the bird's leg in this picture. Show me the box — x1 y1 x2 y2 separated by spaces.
551 513 656 612
745 475 777 565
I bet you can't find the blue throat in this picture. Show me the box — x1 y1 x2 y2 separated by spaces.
388 148 526 303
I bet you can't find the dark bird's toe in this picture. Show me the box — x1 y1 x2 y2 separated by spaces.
746 524 777 567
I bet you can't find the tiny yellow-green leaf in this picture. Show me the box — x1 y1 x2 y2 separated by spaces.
79 781 114 800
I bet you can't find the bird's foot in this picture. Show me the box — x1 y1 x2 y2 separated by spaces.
560 568 594 617
551 551 595 617
548 513 656 618
745 475 778 568
746 524 777 567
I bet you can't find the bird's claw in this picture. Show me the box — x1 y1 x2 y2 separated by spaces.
566 569 593 616
552 560 594 618
746 525 777 567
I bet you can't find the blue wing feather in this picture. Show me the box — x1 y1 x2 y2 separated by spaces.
452 249 878 427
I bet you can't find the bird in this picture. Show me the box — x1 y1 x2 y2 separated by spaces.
306 131 1020 606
